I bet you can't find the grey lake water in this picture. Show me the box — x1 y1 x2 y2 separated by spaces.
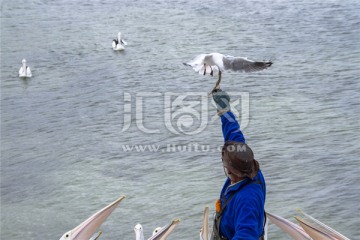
1 0 359 239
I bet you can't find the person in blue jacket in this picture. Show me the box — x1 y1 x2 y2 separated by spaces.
211 89 266 240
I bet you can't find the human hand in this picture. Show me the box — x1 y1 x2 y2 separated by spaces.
212 89 230 115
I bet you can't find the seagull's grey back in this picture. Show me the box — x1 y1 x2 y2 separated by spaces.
223 56 272 72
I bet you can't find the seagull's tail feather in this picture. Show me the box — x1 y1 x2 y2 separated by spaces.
263 55 276 67
249 61 273 72
265 61 273 67
264 55 277 62
254 61 273 68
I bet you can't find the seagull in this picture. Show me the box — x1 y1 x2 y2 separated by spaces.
112 32 127 51
135 219 180 240
59 196 125 240
19 59 32 78
183 53 272 93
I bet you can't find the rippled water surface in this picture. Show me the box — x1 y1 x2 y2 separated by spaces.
1 0 359 239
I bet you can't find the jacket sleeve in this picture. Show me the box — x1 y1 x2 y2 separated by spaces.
221 111 245 143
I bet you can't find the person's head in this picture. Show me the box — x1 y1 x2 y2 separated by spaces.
222 141 259 183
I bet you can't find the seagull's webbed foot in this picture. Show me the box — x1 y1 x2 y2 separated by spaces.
210 66 214 76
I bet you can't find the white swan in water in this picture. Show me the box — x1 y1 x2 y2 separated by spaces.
19 59 32 78
112 32 127 51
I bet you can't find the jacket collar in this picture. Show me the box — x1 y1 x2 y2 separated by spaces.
224 177 250 196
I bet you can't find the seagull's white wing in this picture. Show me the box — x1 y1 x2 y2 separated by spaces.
19 67 23 75
19 65 32 78
184 54 222 75
222 55 272 73
187 54 207 66
183 54 207 72
26 67 32 77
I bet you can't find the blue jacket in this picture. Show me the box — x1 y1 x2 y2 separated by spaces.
219 112 266 240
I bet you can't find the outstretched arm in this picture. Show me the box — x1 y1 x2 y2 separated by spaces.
213 89 246 144
221 112 245 143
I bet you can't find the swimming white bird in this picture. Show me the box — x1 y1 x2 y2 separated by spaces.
19 59 32 78
59 195 125 240
183 53 272 93
112 32 127 51
135 219 181 240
